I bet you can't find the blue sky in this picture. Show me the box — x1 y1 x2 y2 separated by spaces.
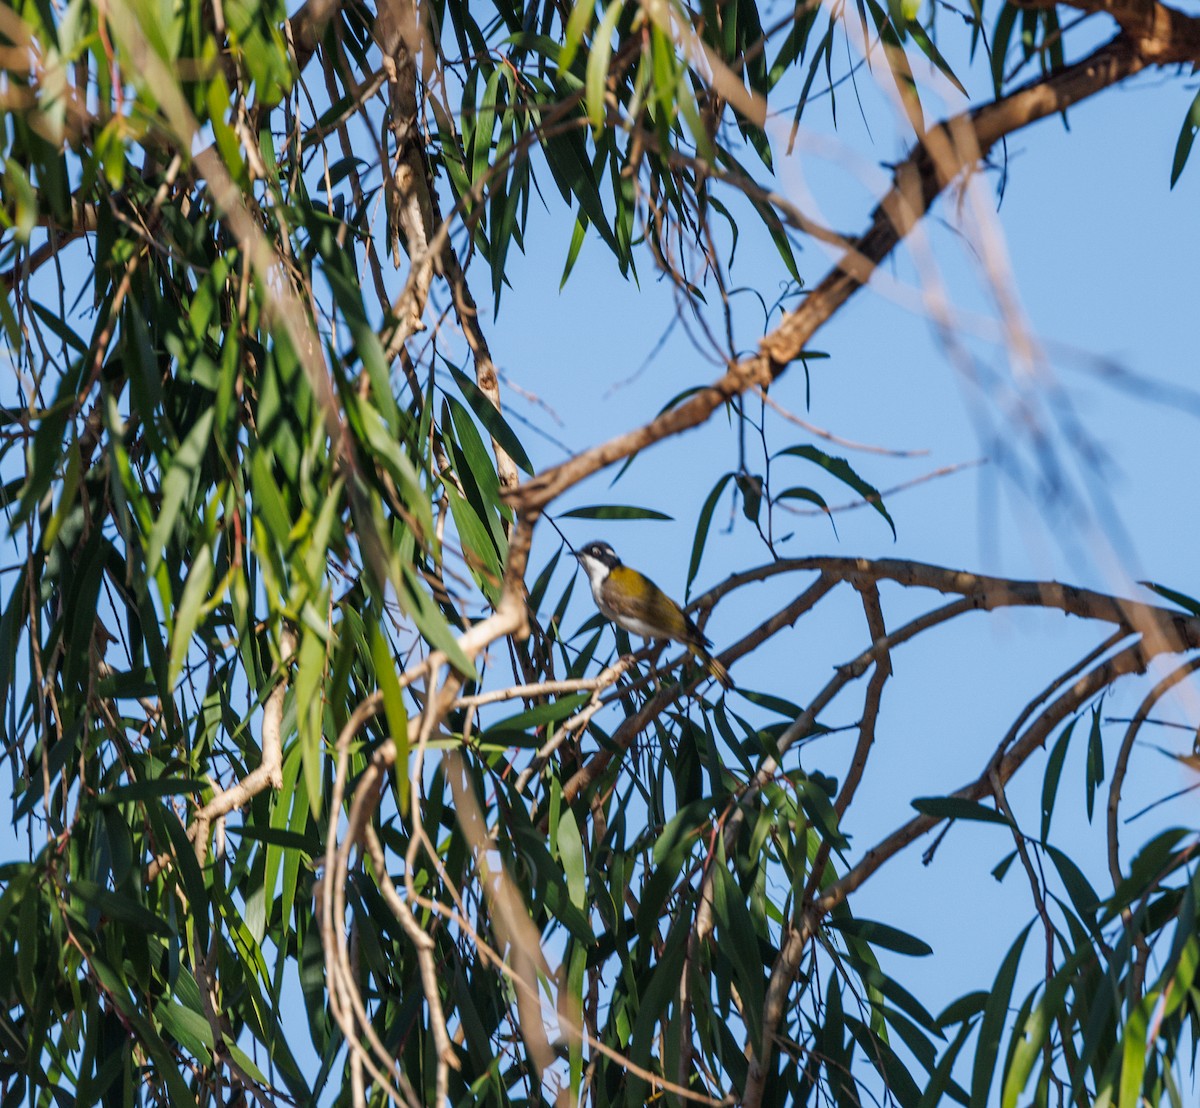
3 3 1200 1100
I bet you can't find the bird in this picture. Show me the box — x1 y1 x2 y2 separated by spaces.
575 540 732 689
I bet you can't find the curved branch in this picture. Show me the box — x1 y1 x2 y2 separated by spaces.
743 640 1154 1106
693 556 1200 652
1013 0 1200 63
507 37 1143 515
835 582 891 820
1106 656 1200 888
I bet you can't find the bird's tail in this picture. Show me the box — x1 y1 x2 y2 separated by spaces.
692 647 733 690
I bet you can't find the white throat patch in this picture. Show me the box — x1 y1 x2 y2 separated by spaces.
577 553 610 601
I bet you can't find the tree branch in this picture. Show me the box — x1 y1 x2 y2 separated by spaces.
1013 0 1200 63
508 36 1144 515
743 640 1154 1106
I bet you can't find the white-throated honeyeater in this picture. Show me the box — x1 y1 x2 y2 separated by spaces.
576 540 732 689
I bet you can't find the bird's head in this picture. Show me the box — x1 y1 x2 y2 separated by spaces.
576 540 621 588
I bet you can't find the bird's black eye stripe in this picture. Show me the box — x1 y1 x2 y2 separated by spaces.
579 541 619 566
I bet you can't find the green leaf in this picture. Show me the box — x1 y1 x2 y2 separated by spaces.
919 1019 974 1108
169 544 214 689
30 300 87 355
846 1014 923 1108
971 921 1033 1108
560 212 589 287
446 485 503 602
774 445 896 538
147 409 215 576
528 545 563 614
371 623 410 813
906 19 967 96
796 776 848 851
1117 994 1153 1108
1000 966 1075 1108
473 68 502 187
0 284 23 354
155 1000 213 1059
828 917 933 957
485 692 592 740
398 562 477 678
556 805 587 909
627 921 688 1098
445 394 504 513
938 991 988 1027
712 864 765 1053
652 797 715 867
1139 580 1200 615
1040 719 1074 843
294 628 328 819
1045 845 1100 923
585 0 624 131
2 159 37 243
778 485 839 539
1085 701 1104 822
448 364 534 474
223 1034 271 1086
561 504 673 520
736 473 763 524
322 260 401 435
96 778 202 805
687 472 735 596
560 0 597 71
911 796 1010 825
13 394 73 527
990 3 1018 96
864 0 925 133
1170 89 1200 188
250 450 293 547
68 882 173 937
229 824 318 852
991 849 1018 882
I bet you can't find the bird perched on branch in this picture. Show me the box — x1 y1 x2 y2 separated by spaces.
576 540 732 689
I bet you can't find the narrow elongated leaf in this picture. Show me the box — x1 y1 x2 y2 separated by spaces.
561 504 672 520
97 778 202 805
1171 89 1200 187
169 545 214 689
687 472 735 596
774 445 896 538
449 364 534 474
1139 580 1200 615
919 1019 974 1108
585 0 623 131
971 921 1033 1108
907 19 967 95
560 0 598 70
147 410 215 576
556 805 587 909
1085 701 1105 822
829 917 933 957
371 623 410 812
912 796 1010 826
1041 719 1074 842
486 692 592 737
68 882 173 937
990 3 1018 95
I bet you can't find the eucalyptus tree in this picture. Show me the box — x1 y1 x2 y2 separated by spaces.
2 0 1200 1103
